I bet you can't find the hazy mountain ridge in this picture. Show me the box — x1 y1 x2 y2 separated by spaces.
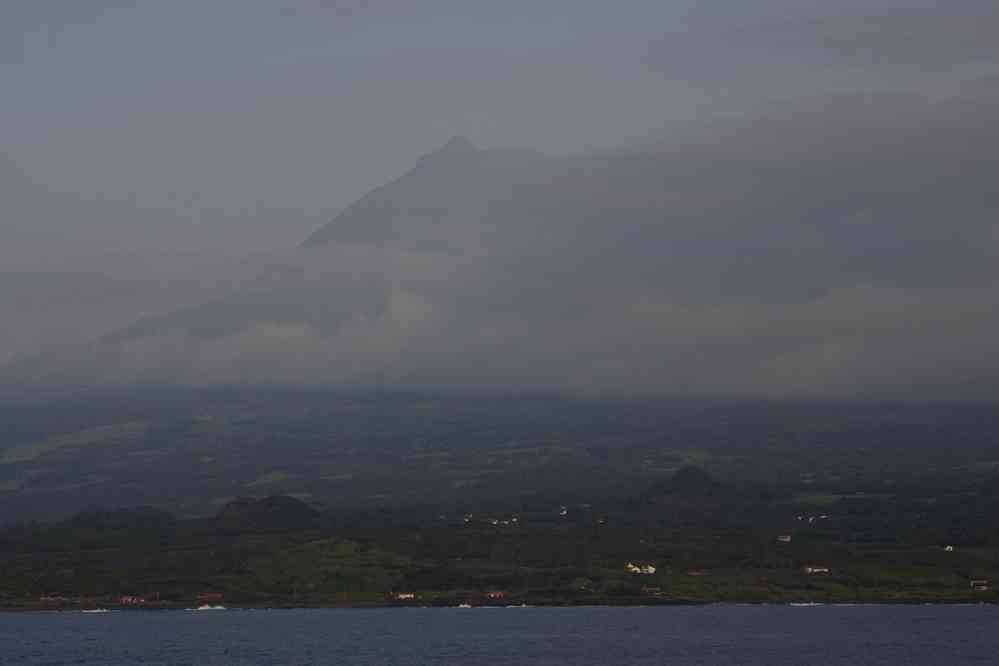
4 91 999 399
303 135 552 251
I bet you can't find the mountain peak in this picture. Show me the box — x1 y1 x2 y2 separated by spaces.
410 135 480 171
438 135 477 154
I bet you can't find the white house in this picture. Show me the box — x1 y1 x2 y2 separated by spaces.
626 562 657 575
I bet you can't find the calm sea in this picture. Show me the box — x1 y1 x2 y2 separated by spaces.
1 605 996 665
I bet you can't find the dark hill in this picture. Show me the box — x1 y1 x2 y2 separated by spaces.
645 466 722 499
216 495 320 531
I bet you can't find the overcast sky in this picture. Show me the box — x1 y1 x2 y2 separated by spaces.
4 1 995 246
2 1 998 399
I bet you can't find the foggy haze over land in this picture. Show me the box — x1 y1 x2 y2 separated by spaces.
3 1 999 400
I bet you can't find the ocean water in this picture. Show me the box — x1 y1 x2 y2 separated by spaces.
1 605 996 665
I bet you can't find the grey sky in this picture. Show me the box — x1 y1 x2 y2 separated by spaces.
2 1 998 399
5 0 993 242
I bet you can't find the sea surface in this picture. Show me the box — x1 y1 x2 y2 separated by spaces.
1 604 996 665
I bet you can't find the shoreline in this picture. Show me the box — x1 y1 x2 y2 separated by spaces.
3 598 997 613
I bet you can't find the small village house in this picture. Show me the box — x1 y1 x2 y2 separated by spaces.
626 562 657 575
